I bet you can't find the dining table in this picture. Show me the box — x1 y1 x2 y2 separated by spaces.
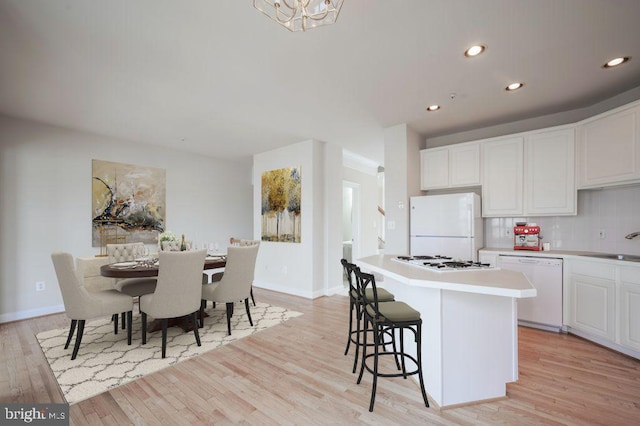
100 255 226 279
100 255 227 332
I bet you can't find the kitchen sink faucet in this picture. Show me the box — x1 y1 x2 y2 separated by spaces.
625 231 640 239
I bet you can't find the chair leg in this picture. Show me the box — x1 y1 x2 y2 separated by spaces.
225 303 233 335
388 327 401 370
352 303 362 374
416 322 429 407
121 312 126 330
369 323 381 412
71 320 85 360
191 312 201 346
114 313 119 335
344 299 354 356
161 319 168 358
127 311 133 345
244 298 253 326
199 300 206 328
141 312 147 345
250 287 256 306
357 316 369 385
400 327 407 378
64 320 77 350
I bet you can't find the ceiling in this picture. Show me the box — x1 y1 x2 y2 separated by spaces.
1 0 640 166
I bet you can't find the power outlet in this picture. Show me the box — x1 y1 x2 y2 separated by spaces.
599 229 606 239
36 281 46 292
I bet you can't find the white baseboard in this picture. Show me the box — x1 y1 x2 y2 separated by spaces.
0 304 65 324
253 281 348 299
253 280 315 299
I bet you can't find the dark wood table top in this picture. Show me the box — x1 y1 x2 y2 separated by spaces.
100 256 226 279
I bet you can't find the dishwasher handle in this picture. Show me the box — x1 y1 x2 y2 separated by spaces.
498 255 563 267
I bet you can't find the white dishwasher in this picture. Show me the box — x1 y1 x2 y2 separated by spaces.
497 255 563 332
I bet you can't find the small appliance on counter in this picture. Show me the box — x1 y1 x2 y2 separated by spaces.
513 223 541 251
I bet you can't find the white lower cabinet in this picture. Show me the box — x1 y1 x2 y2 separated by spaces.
565 259 640 359
568 273 616 340
619 267 640 352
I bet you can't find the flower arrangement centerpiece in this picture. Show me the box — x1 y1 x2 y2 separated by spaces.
158 230 178 250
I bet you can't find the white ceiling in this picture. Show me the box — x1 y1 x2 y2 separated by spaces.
1 0 640 166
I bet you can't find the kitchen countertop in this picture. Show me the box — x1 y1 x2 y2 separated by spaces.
356 254 536 298
480 248 640 266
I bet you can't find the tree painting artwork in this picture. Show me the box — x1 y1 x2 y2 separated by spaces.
261 166 301 243
92 159 166 246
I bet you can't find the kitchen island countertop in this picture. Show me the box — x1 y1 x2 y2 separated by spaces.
357 254 536 298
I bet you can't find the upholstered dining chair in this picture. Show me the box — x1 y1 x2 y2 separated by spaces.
228 238 259 306
199 244 259 334
51 252 134 360
140 249 207 358
107 242 157 329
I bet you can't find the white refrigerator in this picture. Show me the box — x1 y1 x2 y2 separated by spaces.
410 193 483 261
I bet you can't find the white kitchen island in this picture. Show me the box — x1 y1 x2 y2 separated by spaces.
355 255 536 408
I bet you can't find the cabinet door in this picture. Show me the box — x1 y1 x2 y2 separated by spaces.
525 129 576 215
481 137 524 217
620 267 640 352
421 148 449 189
569 274 616 340
450 143 481 187
579 106 640 187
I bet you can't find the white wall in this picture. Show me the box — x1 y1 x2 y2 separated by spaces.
0 115 252 322
485 185 640 255
252 140 343 298
383 124 423 255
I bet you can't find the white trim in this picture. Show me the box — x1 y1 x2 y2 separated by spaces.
0 304 65 324
253 280 315 299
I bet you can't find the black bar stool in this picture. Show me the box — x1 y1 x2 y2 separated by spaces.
342 259 396 373
355 268 429 412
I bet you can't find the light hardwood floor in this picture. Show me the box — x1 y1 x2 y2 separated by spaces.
1 288 639 425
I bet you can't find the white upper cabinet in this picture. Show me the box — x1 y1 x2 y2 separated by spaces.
481 137 524 216
480 128 576 217
420 147 449 189
420 142 480 190
450 143 481 187
578 103 640 188
525 128 576 215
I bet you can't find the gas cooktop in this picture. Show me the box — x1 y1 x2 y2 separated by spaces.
393 255 497 273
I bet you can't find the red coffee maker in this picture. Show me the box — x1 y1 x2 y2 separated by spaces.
514 224 541 251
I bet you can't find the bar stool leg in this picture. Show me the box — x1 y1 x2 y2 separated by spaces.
388 327 401 370
416 322 429 407
369 322 381 412
400 327 407 378
352 303 363 373
344 298 355 355
356 315 369 385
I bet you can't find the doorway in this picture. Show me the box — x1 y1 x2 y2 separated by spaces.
342 181 360 263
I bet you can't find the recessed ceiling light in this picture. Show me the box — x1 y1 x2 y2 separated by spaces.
603 56 630 68
505 82 524 91
426 105 440 112
464 44 486 57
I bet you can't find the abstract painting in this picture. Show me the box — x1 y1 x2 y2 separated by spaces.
261 166 301 243
92 159 166 246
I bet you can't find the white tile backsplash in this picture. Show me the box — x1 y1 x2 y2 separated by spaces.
483 185 640 255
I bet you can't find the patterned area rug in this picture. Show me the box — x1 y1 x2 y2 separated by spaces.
36 302 302 404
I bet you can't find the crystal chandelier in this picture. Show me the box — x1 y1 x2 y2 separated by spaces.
253 0 344 32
